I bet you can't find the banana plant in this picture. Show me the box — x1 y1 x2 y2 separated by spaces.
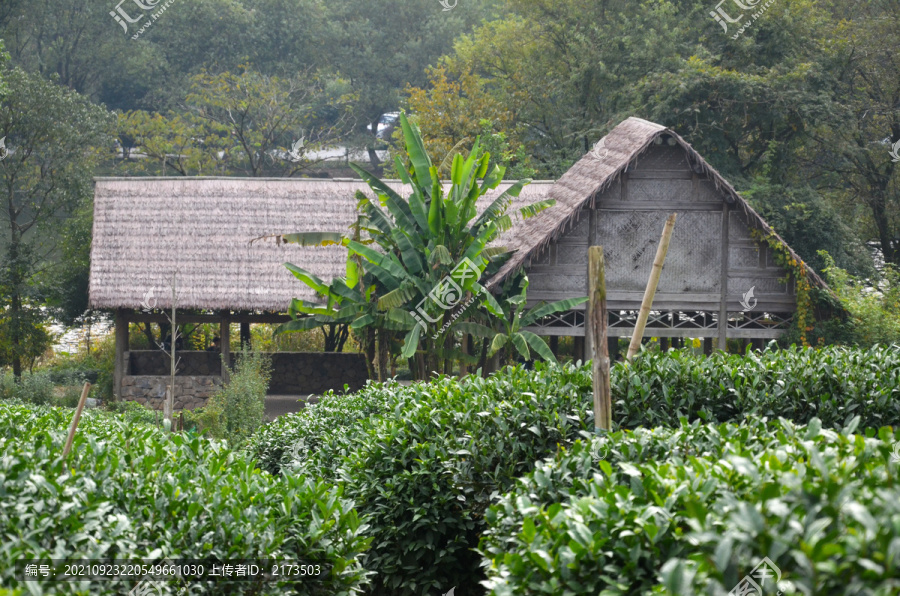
455 275 587 365
266 113 555 378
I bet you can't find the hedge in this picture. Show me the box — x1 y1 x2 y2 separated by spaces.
0 402 371 595
480 417 900 595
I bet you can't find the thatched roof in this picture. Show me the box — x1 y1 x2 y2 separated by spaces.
89 177 554 312
485 117 828 291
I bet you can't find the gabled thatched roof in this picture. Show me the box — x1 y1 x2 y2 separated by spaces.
485 117 828 291
89 177 554 312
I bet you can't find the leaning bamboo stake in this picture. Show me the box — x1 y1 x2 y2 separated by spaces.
62 383 92 458
588 247 612 432
627 213 677 361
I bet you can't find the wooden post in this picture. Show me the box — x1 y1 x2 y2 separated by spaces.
588 247 611 432
627 213 677 360
113 310 129 399
549 336 559 359
62 383 92 458
718 203 730 350
220 312 231 382
240 321 251 349
608 336 619 362
703 337 714 355
573 336 585 363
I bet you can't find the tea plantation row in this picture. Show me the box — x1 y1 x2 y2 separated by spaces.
3 345 900 595
249 345 900 594
0 403 370 595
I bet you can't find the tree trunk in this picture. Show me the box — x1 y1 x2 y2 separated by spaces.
870 192 897 265
376 328 389 382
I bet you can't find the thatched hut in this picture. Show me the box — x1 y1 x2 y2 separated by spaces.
90 116 827 409
89 177 553 408
486 117 829 358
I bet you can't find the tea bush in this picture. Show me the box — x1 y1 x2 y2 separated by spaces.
0 402 370 595
480 417 900 595
612 344 900 430
249 345 900 594
251 365 594 595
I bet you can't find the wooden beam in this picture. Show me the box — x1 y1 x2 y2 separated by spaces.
588 247 611 432
127 312 293 324
220 312 231 382
718 203 730 350
627 213 677 360
114 309 129 399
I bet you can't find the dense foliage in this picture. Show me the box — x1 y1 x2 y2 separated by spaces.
0 402 370 595
194 350 272 447
249 344 900 594
611 345 900 431
250 365 595 595
480 417 900 595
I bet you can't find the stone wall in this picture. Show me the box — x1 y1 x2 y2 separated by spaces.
120 375 223 411
128 351 222 376
269 353 369 394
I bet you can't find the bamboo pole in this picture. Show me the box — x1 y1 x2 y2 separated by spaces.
588 247 611 431
62 383 92 458
626 213 677 361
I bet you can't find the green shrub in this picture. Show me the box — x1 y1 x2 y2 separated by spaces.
0 401 371 595
252 364 594 595
250 346 900 594
247 380 399 476
200 350 271 447
105 399 159 426
822 253 900 347
612 344 900 430
480 417 900 595
0 371 54 405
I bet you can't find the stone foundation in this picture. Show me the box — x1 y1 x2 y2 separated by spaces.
128 350 222 376
118 352 369 410
120 375 223 410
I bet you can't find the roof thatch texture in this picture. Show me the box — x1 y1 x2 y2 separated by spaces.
485 117 828 291
89 177 554 312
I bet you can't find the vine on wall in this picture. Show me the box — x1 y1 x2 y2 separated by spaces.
750 228 813 347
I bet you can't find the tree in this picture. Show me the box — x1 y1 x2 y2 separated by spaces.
115 110 226 176
322 0 503 169
185 69 355 177
0 67 114 377
806 0 900 266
